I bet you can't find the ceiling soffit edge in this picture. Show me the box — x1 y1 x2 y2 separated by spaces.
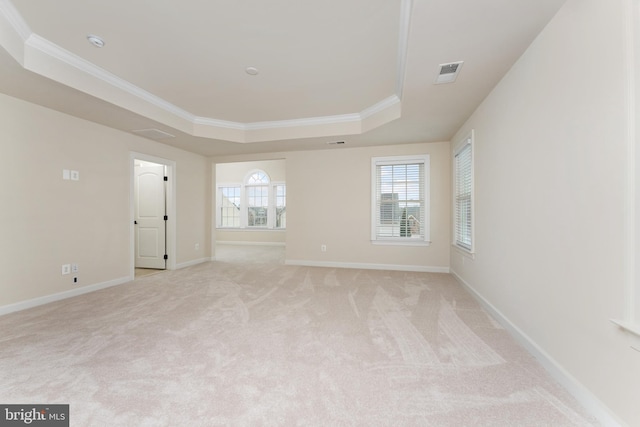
0 0 412 144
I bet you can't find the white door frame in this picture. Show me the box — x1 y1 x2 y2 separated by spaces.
130 152 176 279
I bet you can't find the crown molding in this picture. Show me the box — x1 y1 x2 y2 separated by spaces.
396 0 413 98
24 33 196 124
0 0 30 41
0 0 411 143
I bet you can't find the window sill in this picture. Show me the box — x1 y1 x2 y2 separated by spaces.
452 244 475 259
372 239 431 247
610 319 640 338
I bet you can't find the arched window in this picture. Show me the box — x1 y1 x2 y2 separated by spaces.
246 171 269 184
216 169 285 230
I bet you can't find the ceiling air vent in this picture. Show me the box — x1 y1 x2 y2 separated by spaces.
132 128 175 140
434 61 464 84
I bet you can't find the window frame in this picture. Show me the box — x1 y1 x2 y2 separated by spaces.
216 170 285 230
245 171 270 228
217 184 241 228
371 154 431 246
453 130 475 254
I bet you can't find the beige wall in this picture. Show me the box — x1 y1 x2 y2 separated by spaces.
213 141 451 271
215 159 286 245
0 93 211 309
451 0 640 425
216 159 286 182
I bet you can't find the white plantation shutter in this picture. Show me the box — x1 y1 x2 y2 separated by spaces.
454 139 473 250
372 155 430 243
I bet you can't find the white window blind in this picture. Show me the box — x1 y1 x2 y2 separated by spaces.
454 139 473 251
372 155 430 243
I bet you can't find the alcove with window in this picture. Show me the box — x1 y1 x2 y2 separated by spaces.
215 159 286 245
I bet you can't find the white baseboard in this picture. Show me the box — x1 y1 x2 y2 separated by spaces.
450 270 623 427
175 258 211 269
216 241 286 247
0 276 130 317
285 259 450 273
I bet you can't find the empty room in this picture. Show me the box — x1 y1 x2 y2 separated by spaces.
1 0 639 425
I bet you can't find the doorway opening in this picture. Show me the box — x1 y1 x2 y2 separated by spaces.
130 152 176 279
214 159 287 260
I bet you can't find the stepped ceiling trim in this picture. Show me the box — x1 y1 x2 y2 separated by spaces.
0 0 411 144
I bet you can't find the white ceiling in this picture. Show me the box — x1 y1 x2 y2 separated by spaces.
0 0 566 156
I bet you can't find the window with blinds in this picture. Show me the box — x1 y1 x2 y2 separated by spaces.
371 155 430 244
454 134 473 251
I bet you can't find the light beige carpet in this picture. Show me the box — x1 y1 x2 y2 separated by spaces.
0 246 598 426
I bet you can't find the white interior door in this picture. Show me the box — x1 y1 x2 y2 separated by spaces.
134 164 166 269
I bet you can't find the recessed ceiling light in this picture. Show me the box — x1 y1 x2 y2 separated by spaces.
245 66 259 76
87 34 105 48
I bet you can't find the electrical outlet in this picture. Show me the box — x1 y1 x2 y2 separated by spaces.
61 264 71 275
321 244 327 252
70 170 80 181
73 277 78 284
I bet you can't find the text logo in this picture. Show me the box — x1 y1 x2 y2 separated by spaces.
0 405 68 426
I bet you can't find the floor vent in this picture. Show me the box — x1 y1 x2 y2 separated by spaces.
434 61 464 84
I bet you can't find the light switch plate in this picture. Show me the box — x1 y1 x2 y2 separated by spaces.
62 169 70 180
61 264 71 275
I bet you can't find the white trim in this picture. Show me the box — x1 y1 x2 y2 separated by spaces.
25 34 195 123
0 277 130 317
0 2 410 143
216 228 286 233
371 154 431 244
629 0 640 328
245 112 361 130
196 99 402 131
452 243 475 259
610 319 640 338
360 95 401 120
217 227 286 232
453 129 475 254
216 241 285 247
193 116 246 130
451 270 623 427
175 258 211 270
371 239 431 247
395 0 413 97
285 259 449 273
0 0 31 42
